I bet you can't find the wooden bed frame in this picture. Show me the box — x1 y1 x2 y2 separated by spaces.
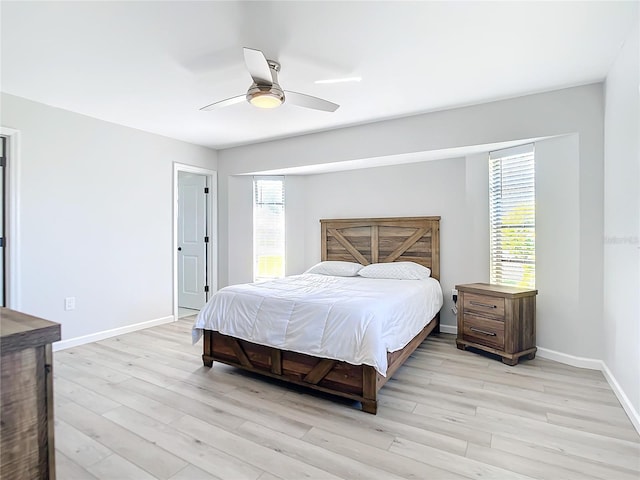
202 216 441 414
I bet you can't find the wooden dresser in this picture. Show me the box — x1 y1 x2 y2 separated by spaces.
1 308 60 480
455 283 537 365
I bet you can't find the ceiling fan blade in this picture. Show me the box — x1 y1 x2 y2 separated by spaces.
284 91 339 112
244 47 273 86
200 94 246 111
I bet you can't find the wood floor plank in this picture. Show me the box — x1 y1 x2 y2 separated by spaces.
118 376 247 430
280 389 476 452
236 420 403 480
55 354 131 384
382 377 479 416
54 376 121 414
169 465 223 480
105 330 202 362
465 442 602 480
394 364 487 389
490 434 640 480
542 382 621 406
546 411 640 442
86 453 158 480
303 427 469 480
256 473 282 480
422 380 552 421
54 419 113 469
403 357 547 392
103 405 263 480
51 320 639 480
225 389 396 450
272 393 399 449
56 397 188 479
172 415 344 480
376 393 417 412
390 436 538 480
55 451 99 480
488 358 611 389
80 341 146 363
475 407 640 470
483 380 630 416
377 402 492 447
165 380 312 439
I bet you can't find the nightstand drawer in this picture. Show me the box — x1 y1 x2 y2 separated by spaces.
463 293 505 319
463 313 505 350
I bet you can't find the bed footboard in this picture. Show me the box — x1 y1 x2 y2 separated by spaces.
201 314 439 414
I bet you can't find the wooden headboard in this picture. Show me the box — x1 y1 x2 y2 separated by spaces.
320 216 440 280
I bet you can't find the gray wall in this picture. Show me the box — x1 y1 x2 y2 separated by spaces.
1 93 218 341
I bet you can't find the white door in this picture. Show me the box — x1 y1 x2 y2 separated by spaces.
178 172 207 310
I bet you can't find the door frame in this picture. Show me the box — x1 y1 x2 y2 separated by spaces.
173 163 217 321
0 127 21 309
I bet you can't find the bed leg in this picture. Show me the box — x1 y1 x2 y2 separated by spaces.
203 331 213 367
202 355 213 368
361 400 378 414
433 313 441 334
362 365 378 414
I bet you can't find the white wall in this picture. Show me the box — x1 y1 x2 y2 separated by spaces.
603 20 639 424
1 93 217 341
218 84 605 359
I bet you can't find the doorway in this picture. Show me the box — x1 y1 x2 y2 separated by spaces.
173 164 217 320
0 136 5 306
0 128 19 310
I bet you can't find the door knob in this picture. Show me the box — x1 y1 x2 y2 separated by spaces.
178 247 182 251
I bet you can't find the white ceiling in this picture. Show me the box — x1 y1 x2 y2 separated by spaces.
1 1 637 150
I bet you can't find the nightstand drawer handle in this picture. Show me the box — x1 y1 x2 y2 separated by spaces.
470 301 497 309
470 327 497 336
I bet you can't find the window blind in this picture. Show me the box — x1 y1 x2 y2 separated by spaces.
489 144 535 288
253 176 285 281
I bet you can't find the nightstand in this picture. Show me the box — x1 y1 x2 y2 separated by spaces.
455 283 537 365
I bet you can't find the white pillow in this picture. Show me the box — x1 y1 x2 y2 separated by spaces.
305 261 364 277
358 261 431 280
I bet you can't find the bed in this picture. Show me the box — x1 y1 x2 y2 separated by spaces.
193 216 441 413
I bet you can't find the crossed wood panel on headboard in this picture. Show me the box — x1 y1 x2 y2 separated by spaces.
320 216 440 280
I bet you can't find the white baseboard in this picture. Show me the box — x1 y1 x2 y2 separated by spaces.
52 315 175 352
601 362 640 434
439 324 457 335
536 347 604 370
536 347 639 435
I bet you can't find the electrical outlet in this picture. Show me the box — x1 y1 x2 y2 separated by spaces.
64 297 76 311
451 288 458 304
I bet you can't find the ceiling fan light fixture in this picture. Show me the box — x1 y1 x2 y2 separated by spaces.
247 85 284 109
249 92 283 109
201 48 339 112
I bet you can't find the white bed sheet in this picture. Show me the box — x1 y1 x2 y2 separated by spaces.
192 273 443 376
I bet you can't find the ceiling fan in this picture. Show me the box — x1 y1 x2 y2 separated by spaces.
200 48 339 113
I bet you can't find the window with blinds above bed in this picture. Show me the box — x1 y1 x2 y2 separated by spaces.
253 176 285 281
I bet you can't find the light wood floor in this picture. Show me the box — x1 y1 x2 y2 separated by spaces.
54 317 640 480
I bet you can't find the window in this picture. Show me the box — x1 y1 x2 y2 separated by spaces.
489 144 535 288
253 176 285 281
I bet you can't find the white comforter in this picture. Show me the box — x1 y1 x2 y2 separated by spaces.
192 274 443 376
